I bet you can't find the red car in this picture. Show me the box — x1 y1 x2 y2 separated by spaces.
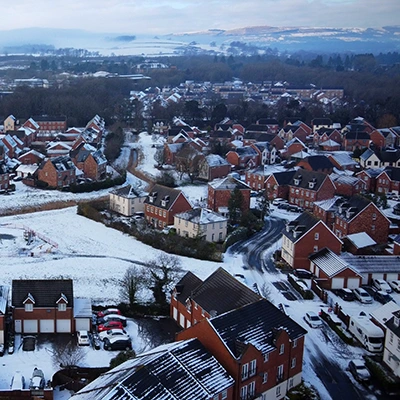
97 308 122 318
97 321 123 332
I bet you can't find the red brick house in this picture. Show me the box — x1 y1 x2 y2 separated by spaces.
282 138 307 159
245 167 267 191
327 153 358 172
32 115 67 132
288 169 336 210
281 212 342 269
313 128 342 146
355 168 382 193
71 143 107 181
296 155 334 174
37 156 76 189
18 149 46 165
331 174 365 197
278 124 309 143
332 196 390 244
265 170 296 200
208 176 251 214
177 299 307 400
1 134 22 158
12 279 74 334
309 248 362 289
375 167 400 195
171 267 261 330
370 128 398 149
342 130 370 152
257 118 279 134
226 146 259 169
198 154 231 181
0 163 10 191
144 184 192 228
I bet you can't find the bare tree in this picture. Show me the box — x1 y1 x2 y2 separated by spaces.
154 147 165 167
175 145 203 183
146 253 183 307
51 341 85 369
120 266 146 308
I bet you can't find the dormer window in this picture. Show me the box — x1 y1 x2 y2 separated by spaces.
56 293 68 311
394 316 400 328
161 195 170 208
25 303 33 312
23 292 35 312
58 303 67 312
308 178 317 189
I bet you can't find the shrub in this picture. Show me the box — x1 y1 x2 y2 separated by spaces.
69 172 126 193
365 356 400 393
36 179 49 189
109 350 136 369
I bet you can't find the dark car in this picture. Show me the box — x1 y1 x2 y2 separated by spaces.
374 290 396 305
335 288 355 301
22 336 36 351
293 269 313 279
103 336 132 351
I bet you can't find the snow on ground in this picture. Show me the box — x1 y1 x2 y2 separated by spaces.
135 131 165 179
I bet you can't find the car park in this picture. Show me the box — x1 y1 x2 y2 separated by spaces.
98 321 124 332
389 280 400 293
335 288 355 301
348 360 371 382
304 311 323 328
99 328 129 341
374 290 396 304
101 314 128 327
293 269 313 279
103 336 132 351
353 287 373 304
97 308 122 318
77 330 90 346
372 278 392 293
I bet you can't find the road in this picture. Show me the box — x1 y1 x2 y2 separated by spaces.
228 216 285 273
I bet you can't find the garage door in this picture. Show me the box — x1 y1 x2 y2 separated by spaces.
40 320 54 333
386 273 398 281
372 273 384 280
179 314 185 328
172 307 178 321
56 319 71 333
24 320 38 333
331 278 345 289
75 319 90 331
347 278 360 289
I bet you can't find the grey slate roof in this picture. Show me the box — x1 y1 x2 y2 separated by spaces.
145 184 189 210
341 253 400 274
282 212 321 242
175 272 203 304
383 167 400 182
273 170 296 185
302 155 334 171
71 338 234 400
12 279 73 308
289 169 329 191
110 184 146 198
385 311 400 338
210 299 307 358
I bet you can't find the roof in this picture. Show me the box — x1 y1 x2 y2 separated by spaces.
71 338 234 400
189 268 261 316
145 184 189 210
313 196 341 211
312 118 332 125
334 195 375 222
12 279 73 308
209 176 250 191
370 302 400 328
329 152 358 167
302 155 334 171
282 212 322 243
345 130 370 140
341 253 400 274
272 170 296 185
385 311 400 338
74 298 92 318
210 299 307 358
175 208 228 225
204 154 230 167
110 184 147 198
345 232 376 249
289 169 329 191
309 248 360 278
47 156 75 172
174 272 203 304
382 167 400 182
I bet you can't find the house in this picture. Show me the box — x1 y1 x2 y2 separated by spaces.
318 139 340 152
71 338 235 400
281 212 342 270
327 152 358 172
370 128 398 149
3 115 17 132
32 115 67 132
257 118 279 134
288 169 336 210
174 208 228 242
18 149 45 165
71 143 107 181
15 164 38 180
207 176 251 215
343 232 377 255
265 170 297 200
330 174 365 197
109 184 147 216
309 248 362 289
1 134 22 158
198 154 231 181
12 279 74 334
383 310 400 377
144 184 192 228
313 127 342 147
360 148 400 169
312 118 333 133
171 267 261 329
177 299 307 400
282 137 307 159
376 167 400 195
355 168 383 193
0 286 9 346
226 146 259 169
46 141 72 157
37 156 76 189
296 155 334 174
331 195 390 244
342 130 370 152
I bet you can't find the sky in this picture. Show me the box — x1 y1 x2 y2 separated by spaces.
1 0 399 35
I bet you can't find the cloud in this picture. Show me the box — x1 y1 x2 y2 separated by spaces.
0 0 399 34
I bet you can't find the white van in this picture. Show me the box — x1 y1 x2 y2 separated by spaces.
348 315 384 352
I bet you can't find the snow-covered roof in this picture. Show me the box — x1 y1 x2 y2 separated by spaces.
313 196 341 211
73 298 92 318
204 154 230 167
16 164 38 175
345 232 376 249
320 139 339 147
175 208 227 225
370 301 400 328
341 253 400 274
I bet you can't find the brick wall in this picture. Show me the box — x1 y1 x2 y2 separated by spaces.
208 186 250 212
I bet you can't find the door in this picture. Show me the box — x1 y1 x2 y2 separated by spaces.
14 320 22 334
24 320 38 333
347 278 360 289
56 319 71 333
40 320 55 333
331 277 345 289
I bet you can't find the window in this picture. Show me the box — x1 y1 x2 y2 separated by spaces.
262 372 268 383
248 381 255 396
263 352 269 362
314 232 319 240
279 344 284 354
249 359 256 376
58 303 66 312
277 364 284 380
242 363 249 380
389 332 394 344
397 339 400 352
276 385 281 396
25 303 33 312
372 213 376 220
291 358 296 369
213 396 218 400
221 389 227 399
289 378 294 389
293 339 298 348
313 245 318 253
371 225 375 231
240 385 247 400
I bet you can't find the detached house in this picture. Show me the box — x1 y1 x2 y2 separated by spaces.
376 167 400 195
12 279 74 334
281 212 342 270
265 170 297 200
109 184 147 216
198 154 231 181
37 156 76 189
226 146 259 169
177 299 307 400
144 184 192 228
370 128 398 149
296 155 334 174
71 143 107 181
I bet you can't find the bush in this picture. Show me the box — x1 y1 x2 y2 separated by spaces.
69 172 126 193
287 382 320 400
224 227 248 249
109 350 136 369
365 356 400 393
36 179 49 189
320 311 353 345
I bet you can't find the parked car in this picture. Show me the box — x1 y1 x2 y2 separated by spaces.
97 308 122 318
348 360 371 382
372 279 392 293
29 368 45 390
77 330 90 346
22 336 36 351
353 287 373 304
92 333 101 350
103 336 132 351
277 203 290 210
272 198 286 206
374 290 396 305
99 328 129 341
98 321 124 332
388 280 400 293
304 311 323 328
293 269 313 279
10 372 25 390
101 314 127 327
335 288 355 301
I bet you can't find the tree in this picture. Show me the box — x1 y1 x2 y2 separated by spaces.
109 350 136 369
228 188 244 226
256 193 270 221
51 341 85 369
156 171 177 187
146 253 183 308
175 145 203 183
120 266 146 308
154 147 165 167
